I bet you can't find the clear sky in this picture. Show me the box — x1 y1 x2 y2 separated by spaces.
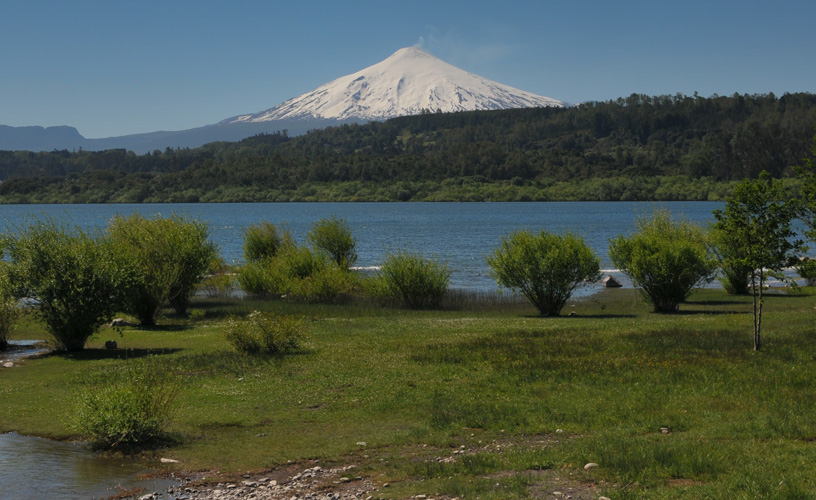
2 0 814 138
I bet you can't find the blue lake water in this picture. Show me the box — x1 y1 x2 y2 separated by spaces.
0 201 724 290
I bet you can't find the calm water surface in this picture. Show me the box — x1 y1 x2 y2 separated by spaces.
0 432 178 499
0 202 723 289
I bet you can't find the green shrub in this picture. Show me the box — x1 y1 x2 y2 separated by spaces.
237 260 276 297
375 250 451 309
5 218 132 351
199 257 235 298
609 210 717 312
710 227 752 294
237 245 353 302
73 360 178 450
486 230 601 316
279 244 325 280
109 214 217 324
287 261 355 302
242 222 293 262
796 258 816 286
0 266 20 350
306 216 358 268
225 310 305 354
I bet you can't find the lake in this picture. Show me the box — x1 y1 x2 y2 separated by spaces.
0 201 723 290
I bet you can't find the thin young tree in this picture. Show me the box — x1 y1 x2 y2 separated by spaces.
712 171 802 351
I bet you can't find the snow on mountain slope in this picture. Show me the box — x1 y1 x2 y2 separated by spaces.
224 47 564 124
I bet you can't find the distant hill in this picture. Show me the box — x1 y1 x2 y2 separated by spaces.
0 120 347 154
0 92 814 203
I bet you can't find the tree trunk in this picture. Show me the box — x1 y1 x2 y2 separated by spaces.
753 269 763 351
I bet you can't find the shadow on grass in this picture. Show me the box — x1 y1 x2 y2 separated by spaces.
514 313 637 319
670 309 749 316
45 347 182 361
683 299 749 306
134 324 192 332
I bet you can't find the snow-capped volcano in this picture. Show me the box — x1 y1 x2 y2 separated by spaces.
224 47 564 124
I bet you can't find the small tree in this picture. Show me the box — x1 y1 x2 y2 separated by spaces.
242 222 293 262
109 214 217 324
5 218 131 351
713 172 802 351
609 209 717 312
306 216 358 268
0 264 20 351
377 250 450 309
797 128 816 284
486 230 601 316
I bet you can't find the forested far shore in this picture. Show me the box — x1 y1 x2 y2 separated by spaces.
1 92 815 203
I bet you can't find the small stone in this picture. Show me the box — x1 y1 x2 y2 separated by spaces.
660 427 671 434
599 497 612 500
243 480 258 487
340 477 351 483
553 492 563 497
356 441 367 446
139 495 154 500
568 311 577 317
160 458 179 463
227 484 237 489
584 462 599 471
555 429 565 434
270 480 277 486
256 433 267 437
383 483 390 487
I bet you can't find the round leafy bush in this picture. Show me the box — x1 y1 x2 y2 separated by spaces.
487 230 601 316
5 218 132 351
242 222 293 262
376 250 451 309
306 216 358 268
108 214 217 323
609 210 716 312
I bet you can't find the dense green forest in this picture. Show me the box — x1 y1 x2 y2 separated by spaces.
1 92 814 203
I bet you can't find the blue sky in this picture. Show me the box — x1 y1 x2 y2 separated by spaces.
2 0 814 138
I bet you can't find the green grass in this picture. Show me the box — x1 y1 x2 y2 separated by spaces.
3 287 816 498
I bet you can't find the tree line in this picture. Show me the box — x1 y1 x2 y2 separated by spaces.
0 92 815 202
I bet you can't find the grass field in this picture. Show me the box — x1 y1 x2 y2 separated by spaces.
2 287 816 499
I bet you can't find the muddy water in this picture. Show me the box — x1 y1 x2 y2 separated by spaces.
0 432 179 499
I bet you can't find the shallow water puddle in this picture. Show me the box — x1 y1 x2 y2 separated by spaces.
0 432 180 499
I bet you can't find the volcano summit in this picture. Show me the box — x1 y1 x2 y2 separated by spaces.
1 47 565 153
223 47 565 124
